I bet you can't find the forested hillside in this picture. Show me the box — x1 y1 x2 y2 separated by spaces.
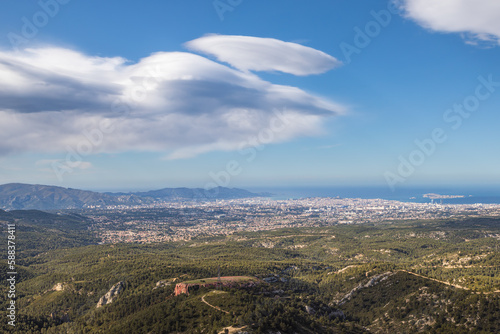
1 214 499 333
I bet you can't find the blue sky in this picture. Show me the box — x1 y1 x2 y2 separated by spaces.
0 0 499 191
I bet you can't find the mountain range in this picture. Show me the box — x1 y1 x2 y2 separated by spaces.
0 183 267 210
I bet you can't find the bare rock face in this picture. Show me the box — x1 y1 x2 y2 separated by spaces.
174 283 190 296
97 282 124 308
153 280 172 290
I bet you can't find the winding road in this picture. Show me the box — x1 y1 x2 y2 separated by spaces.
201 292 229 314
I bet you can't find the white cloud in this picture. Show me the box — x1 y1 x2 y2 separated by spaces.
0 35 345 159
399 0 500 45
185 34 342 75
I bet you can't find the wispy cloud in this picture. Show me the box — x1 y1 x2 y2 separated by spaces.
398 0 500 45
0 35 345 159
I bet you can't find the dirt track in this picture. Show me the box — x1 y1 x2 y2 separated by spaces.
201 291 229 314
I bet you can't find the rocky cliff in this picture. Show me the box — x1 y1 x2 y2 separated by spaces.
97 281 124 308
174 283 191 296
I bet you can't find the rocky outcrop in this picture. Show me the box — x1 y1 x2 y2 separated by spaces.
153 280 172 290
339 272 393 306
175 283 190 296
97 282 124 308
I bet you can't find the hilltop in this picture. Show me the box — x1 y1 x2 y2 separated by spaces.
174 276 259 296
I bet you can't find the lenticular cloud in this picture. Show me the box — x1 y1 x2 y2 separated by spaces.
185 34 342 75
0 35 345 159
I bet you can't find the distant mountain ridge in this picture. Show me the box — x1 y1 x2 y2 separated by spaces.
129 186 263 200
0 183 267 210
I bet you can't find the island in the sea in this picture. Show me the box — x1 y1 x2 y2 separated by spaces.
423 193 465 200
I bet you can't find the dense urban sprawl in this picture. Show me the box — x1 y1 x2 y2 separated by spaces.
84 198 500 243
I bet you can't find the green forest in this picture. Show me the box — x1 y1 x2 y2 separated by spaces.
1 211 499 333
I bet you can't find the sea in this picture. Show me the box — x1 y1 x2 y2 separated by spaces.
247 186 500 205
